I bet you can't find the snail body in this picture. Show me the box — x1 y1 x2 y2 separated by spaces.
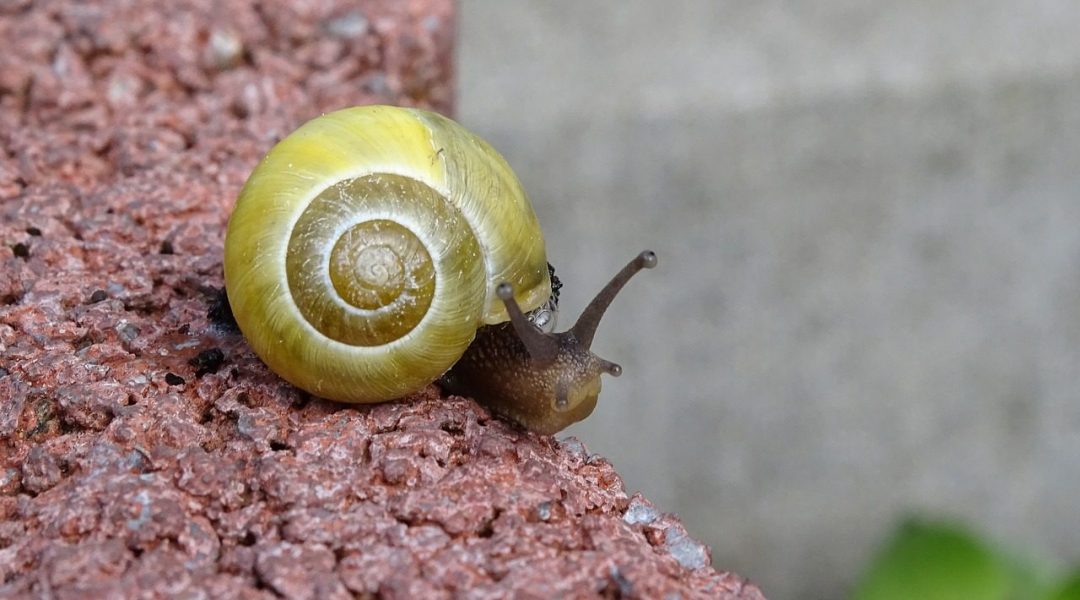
225 105 654 434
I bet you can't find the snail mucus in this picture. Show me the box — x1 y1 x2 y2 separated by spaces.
223 105 655 434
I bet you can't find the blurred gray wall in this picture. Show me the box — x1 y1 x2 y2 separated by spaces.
457 2 1080 597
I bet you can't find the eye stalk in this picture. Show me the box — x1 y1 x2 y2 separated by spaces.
445 250 657 434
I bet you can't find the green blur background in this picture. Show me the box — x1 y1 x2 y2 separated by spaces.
456 2 1080 598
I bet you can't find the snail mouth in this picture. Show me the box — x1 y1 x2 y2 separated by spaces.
536 388 598 435
554 372 602 413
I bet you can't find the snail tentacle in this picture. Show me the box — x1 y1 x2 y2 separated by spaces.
571 250 658 347
496 282 559 364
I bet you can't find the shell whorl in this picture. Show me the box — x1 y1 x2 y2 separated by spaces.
224 106 551 403
286 173 482 347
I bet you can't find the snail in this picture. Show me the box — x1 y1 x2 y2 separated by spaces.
224 105 655 434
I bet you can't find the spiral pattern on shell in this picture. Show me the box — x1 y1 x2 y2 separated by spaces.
224 106 551 403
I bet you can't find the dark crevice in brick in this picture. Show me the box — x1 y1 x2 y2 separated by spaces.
189 348 226 377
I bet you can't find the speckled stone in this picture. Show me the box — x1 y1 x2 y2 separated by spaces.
0 1 764 598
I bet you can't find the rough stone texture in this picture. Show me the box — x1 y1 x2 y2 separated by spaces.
0 1 763 598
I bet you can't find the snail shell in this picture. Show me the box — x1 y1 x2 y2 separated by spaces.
224 105 551 403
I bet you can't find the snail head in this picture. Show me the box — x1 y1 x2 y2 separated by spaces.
446 250 657 434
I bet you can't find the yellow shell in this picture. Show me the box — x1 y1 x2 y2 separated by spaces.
224 105 551 403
